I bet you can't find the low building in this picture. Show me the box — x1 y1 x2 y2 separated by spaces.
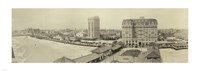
156 41 174 48
173 42 188 50
53 35 63 40
69 37 81 42
53 56 75 63
99 40 117 45
76 32 87 37
166 37 176 41
91 44 123 60
144 47 161 63
81 37 98 41
74 53 102 63
157 38 188 49
91 46 113 60
100 33 120 40
110 44 123 53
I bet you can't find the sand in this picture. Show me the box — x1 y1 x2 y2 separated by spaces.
160 49 188 63
12 36 97 63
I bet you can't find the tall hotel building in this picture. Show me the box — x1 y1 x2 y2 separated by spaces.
122 17 158 47
88 16 100 39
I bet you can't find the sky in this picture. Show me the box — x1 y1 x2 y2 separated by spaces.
12 8 188 30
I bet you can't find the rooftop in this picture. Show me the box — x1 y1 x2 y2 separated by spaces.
145 59 161 63
53 56 75 63
91 46 112 54
88 16 100 20
123 17 157 21
145 47 161 58
74 53 102 63
111 44 122 51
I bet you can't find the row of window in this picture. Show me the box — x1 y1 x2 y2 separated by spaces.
123 39 157 42
122 31 157 35
123 22 157 25
124 19 156 22
124 41 150 45
122 34 156 37
123 28 157 31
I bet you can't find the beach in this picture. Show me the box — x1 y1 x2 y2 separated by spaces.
160 49 188 63
12 36 97 63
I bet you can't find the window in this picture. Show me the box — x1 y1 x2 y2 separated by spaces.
126 21 129 24
137 23 139 25
145 22 149 25
151 32 154 34
141 22 144 25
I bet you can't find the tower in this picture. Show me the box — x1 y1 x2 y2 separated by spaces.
88 16 100 39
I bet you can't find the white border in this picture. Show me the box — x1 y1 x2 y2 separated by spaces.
0 0 199 71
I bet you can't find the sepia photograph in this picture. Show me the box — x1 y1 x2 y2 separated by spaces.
12 8 188 63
